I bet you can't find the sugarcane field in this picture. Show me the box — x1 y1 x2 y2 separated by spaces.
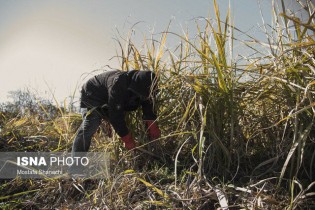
0 0 315 209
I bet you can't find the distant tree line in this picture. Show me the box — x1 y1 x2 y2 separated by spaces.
0 89 73 120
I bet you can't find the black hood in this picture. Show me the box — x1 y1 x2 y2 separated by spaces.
128 70 157 99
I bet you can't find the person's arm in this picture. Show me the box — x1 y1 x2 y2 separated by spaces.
141 99 160 140
108 75 135 149
141 99 157 121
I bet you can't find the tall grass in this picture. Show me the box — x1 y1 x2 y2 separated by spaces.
115 0 315 207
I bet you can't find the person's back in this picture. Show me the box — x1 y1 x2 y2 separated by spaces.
80 70 122 108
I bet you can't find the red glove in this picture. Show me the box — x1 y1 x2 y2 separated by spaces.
145 120 161 140
121 133 136 150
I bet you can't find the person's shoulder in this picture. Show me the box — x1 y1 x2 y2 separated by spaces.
105 70 128 88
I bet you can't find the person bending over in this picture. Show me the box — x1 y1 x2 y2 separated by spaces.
72 70 161 157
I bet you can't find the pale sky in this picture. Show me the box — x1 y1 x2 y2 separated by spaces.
0 0 300 105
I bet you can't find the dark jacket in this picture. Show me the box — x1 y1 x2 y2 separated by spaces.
80 70 157 137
